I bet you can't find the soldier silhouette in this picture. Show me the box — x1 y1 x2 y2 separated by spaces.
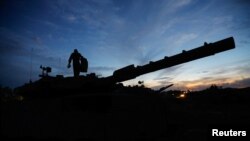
68 49 88 77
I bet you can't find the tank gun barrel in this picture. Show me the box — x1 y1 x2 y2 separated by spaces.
109 37 235 82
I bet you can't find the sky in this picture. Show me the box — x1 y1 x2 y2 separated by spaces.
0 0 250 90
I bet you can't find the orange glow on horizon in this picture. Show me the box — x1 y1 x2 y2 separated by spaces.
183 77 242 90
122 75 250 91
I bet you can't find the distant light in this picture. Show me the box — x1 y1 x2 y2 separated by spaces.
177 93 186 99
180 94 185 98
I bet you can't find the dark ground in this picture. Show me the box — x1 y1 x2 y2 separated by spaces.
1 86 250 141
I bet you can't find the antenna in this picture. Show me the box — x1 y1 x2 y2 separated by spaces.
29 48 33 82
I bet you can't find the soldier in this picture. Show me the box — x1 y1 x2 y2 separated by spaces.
68 49 87 77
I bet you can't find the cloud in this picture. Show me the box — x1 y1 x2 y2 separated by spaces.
224 78 250 88
212 16 233 26
66 15 77 22
154 76 172 81
174 33 198 47
47 0 120 30
0 38 23 54
0 27 48 57
155 65 184 79
32 36 43 46
0 29 28 57
173 0 192 9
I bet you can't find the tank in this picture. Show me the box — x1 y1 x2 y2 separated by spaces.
15 37 235 98
3 37 236 141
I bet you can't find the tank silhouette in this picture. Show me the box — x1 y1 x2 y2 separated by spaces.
4 37 236 141
15 37 235 97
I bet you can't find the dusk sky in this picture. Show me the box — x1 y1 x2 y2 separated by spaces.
0 0 250 90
